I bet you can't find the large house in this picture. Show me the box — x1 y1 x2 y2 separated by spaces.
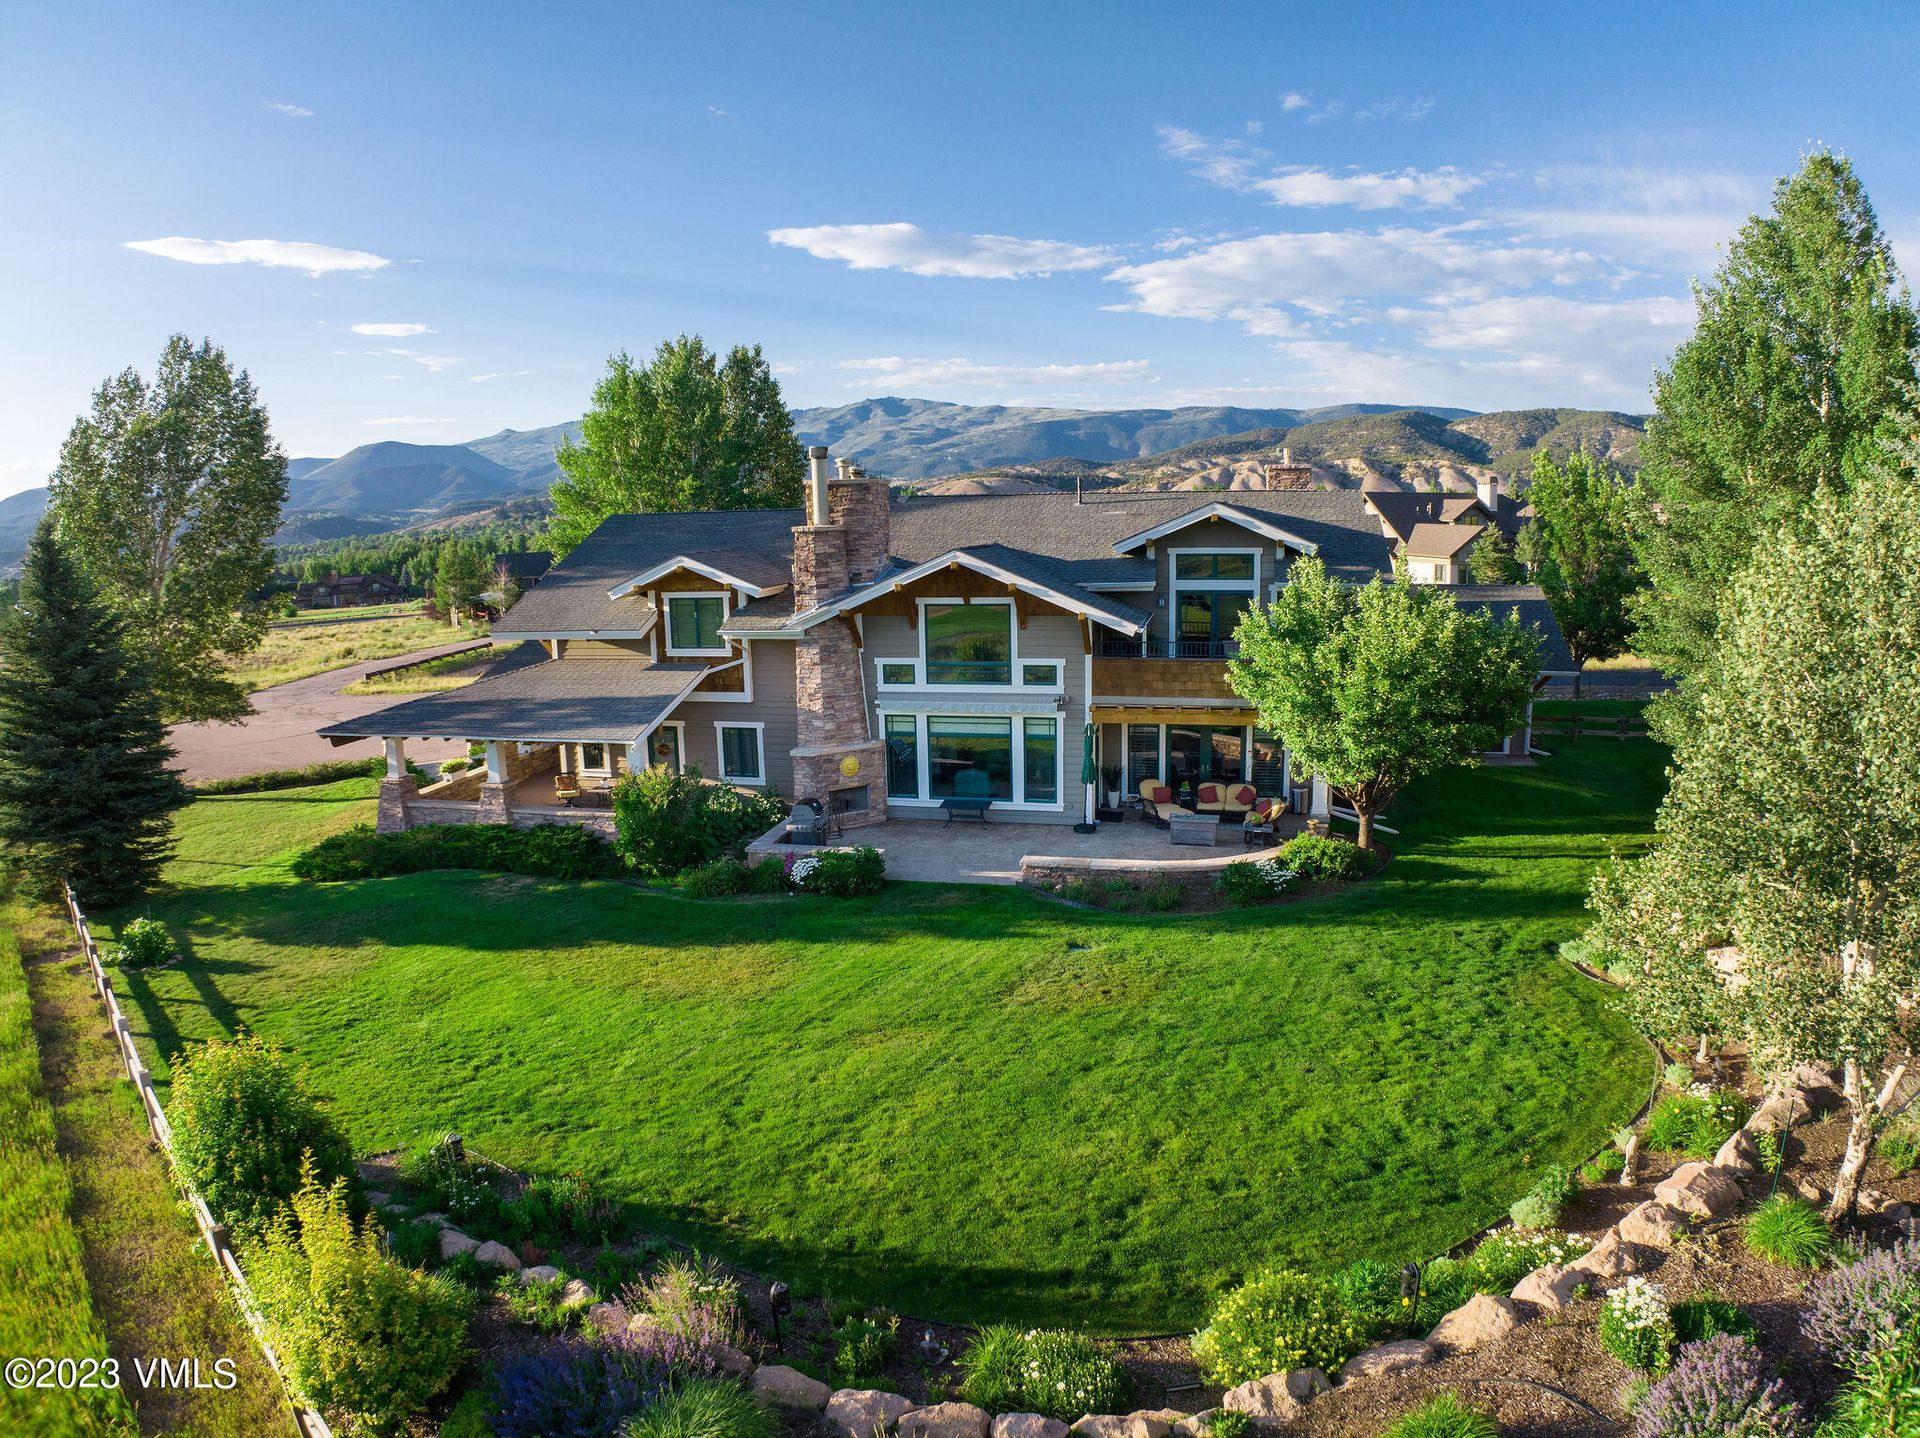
296 572 403 609
321 449 1575 836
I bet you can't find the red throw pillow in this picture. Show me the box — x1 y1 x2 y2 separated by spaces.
1147 783 1172 803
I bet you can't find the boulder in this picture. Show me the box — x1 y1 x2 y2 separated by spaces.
1749 1094 1808 1132
714 1342 754 1376
1654 1162 1743 1221
899 1404 992 1438
1511 1263 1584 1317
752 1365 833 1412
825 1389 917 1438
1570 1231 1652 1280
1428 1294 1523 1352
418 1211 452 1230
1858 1190 1914 1223
559 1278 596 1307
1071 1416 1170 1438
1171 1412 1216 1438
1713 1130 1763 1175
473 1239 521 1270
1339 1340 1437 1381
1618 1201 1691 1249
438 1228 478 1260
1220 1370 1330 1426
364 1189 393 1209
995 1416 1069 1438
1781 1173 1828 1206
996 1416 1070 1438
1786 1065 1843 1111
586 1302 626 1332
518 1264 564 1286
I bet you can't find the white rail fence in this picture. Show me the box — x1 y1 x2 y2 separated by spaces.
60 884 333 1438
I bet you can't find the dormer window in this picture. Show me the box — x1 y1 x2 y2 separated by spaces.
665 593 729 656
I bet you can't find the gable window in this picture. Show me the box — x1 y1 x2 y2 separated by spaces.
924 602 1011 685
1170 551 1259 657
716 723 765 784
666 594 728 655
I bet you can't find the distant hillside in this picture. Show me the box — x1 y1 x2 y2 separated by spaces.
916 407 1646 497
0 486 49 567
788 397 1476 479
464 424 581 488
289 441 536 513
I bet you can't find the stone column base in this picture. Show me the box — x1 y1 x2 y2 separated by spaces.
476 783 512 825
376 776 419 834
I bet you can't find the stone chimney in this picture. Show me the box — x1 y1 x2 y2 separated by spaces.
1476 474 1501 513
826 462 891 586
791 447 849 611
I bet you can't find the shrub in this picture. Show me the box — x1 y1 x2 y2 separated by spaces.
491 1331 667 1438
193 757 383 795
1601 1277 1677 1374
165 1033 356 1237
791 845 886 897
1467 1229 1583 1292
1804 1241 1920 1372
1138 876 1183 912
1382 1393 1498 1438
1217 859 1298 907
957 1325 1130 1422
1663 1062 1694 1089
1745 1197 1832 1270
625 1254 743 1372
107 915 174 969
1207 1410 1251 1438
249 1166 470 1437
1882 1117 1920 1176
623 1376 778 1438
1331 1258 1404 1340
1191 1268 1365 1386
1411 1257 1474 1332
1823 1322 1920 1437
682 856 752 898
1633 1333 1804 1437
612 766 786 877
1644 1090 1751 1158
294 821 625 882
832 1308 899 1382
403 1134 503 1232
1582 1150 1626 1184
1672 1295 1758 1346
499 1272 584 1333
436 1389 493 1438
1510 1163 1579 1230
381 1217 442 1270
502 1171 619 1243
439 756 471 775
1275 833 1371 881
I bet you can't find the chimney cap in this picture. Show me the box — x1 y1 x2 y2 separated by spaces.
808 445 829 459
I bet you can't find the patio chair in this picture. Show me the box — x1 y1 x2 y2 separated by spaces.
553 773 581 807
1136 778 1193 828
1222 782 1257 818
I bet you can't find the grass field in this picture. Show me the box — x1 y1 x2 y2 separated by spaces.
225 611 483 691
341 646 496 696
273 600 424 624
107 744 1664 1333
0 908 131 1437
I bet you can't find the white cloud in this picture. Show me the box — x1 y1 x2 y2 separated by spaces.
362 415 452 425
351 322 433 337
836 355 1155 394
266 101 314 117
1158 127 1479 209
1511 164 1757 263
1355 96 1435 123
469 370 532 383
1280 92 1311 112
366 347 465 372
124 236 389 277
1105 228 1594 332
768 222 1115 279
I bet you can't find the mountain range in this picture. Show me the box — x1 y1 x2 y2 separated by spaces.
0 399 1646 566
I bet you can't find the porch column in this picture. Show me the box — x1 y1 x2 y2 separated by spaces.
1309 775 1331 822
375 736 417 834
477 739 513 825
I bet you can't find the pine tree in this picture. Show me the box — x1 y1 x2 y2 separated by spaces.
1467 526 1520 583
0 520 187 906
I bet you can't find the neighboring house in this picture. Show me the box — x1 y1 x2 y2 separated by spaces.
321 451 1577 836
296 572 402 608
495 550 554 588
1360 475 1533 582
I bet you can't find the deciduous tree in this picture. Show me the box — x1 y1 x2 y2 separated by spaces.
49 335 289 723
1631 151 1917 736
1522 449 1642 674
550 335 805 554
1227 558 1539 851
1589 417 1920 1218
0 519 186 906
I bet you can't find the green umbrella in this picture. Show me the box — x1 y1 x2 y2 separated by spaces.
1080 722 1098 787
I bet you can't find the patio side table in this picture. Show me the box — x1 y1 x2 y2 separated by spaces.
1242 820 1275 848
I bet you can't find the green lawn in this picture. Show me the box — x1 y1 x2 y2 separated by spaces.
107 745 1664 1333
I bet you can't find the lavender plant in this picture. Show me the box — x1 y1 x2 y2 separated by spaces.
1802 1240 1920 1372
490 1330 666 1438
1633 1334 1805 1438
620 1254 744 1373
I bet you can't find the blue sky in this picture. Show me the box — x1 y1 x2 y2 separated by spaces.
3 0 1917 497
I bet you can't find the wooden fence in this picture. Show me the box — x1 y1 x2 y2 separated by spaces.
1529 714 1650 742
60 886 333 1438
359 638 491 682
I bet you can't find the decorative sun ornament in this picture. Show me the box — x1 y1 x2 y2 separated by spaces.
839 754 861 778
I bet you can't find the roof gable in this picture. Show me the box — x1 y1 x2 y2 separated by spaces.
1110 500 1321 556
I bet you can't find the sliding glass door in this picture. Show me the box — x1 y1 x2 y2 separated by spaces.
1164 724 1248 790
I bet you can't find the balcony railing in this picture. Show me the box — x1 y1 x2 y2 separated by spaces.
1098 635 1241 660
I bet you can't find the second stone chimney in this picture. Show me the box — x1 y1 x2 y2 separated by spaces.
792 446 848 610
825 460 891 587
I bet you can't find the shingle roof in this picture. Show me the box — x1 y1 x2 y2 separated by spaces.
318 659 709 743
1441 585 1578 674
1404 522 1482 560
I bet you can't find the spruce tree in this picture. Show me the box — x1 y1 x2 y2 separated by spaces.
0 520 187 907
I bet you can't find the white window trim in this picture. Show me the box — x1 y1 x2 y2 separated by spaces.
1167 547 1263 646
575 742 615 777
881 710 1066 812
714 721 767 786
664 590 734 658
913 597 1065 694
876 657 922 688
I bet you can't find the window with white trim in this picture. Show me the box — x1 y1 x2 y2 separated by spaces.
924 602 1012 685
716 723 765 784
665 593 729 655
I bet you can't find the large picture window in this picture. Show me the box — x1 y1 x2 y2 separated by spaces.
885 714 920 800
1023 718 1058 804
927 716 1013 799
1170 552 1258 657
666 594 726 653
924 603 1012 685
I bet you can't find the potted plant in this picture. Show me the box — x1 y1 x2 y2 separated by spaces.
1100 763 1122 808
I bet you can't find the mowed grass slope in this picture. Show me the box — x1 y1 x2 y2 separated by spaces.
226 610 477 691
109 742 1663 1333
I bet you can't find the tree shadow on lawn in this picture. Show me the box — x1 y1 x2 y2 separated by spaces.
118 952 264 1072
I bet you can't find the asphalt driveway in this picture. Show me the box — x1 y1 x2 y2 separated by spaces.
169 643 482 782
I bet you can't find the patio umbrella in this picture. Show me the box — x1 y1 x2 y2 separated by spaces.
1079 721 1098 829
